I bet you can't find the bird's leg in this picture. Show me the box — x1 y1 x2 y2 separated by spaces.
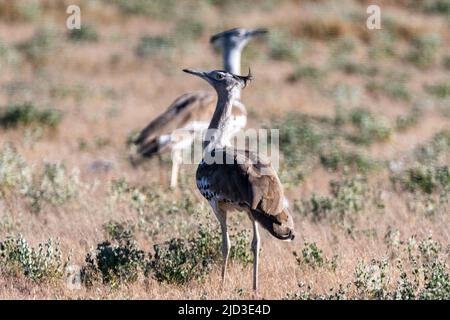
212 203 230 287
251 220 260 292
158 154 165 184
170 148 182 188
220 217 230 285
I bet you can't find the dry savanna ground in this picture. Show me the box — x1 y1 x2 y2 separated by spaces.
0 0 449 299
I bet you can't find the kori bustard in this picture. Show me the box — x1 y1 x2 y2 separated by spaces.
183 68 295 291
131 28 267 188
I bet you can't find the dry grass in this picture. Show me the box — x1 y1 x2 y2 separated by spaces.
0 0 449 299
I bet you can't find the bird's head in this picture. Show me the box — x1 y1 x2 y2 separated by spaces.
210 27 268 50
183 68 253 96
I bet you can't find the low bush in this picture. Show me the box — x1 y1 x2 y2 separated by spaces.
408 34 441 68
81 221 149 288
150 224 251 285
0 103 62 129
0 234 66 282
68 24 98 43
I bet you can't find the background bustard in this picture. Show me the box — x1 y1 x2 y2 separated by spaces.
183 68 295 291
130 28 267 188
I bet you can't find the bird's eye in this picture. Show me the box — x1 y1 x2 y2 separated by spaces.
216 73 224 80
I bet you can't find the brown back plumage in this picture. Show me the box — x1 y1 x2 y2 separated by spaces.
196 148 295 240
133 91 214 146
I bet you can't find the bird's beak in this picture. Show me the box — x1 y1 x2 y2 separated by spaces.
247 28 268 38
183 69 207 79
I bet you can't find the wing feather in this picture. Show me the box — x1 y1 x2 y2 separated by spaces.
134 91 215 147
197 148 284 216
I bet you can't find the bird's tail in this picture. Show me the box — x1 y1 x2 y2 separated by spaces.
250 206 295 241
129 136 172 167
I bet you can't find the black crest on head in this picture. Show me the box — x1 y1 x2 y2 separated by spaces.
233 68 253 88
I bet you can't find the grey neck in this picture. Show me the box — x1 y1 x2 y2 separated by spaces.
203 87 239 151
223 47 241 75
223 43 243 100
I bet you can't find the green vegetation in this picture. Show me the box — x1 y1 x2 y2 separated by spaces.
408 34 441 68
346 108 392 145
425 81 450 99
443 55 450 70
68 25 99 43
81 221 149 288
286 235 450 300
151 224 251 285
109 0 177 18
293 242 337 270
0 235 66 282
0 103 62 129
17 27 56 67
268 30 303 62
81 220 251 287
175 18 204 42
275 108 388 183
395 108 421 132
320 146 377 173
294 175 378 223
366 78 411 101
0 145 80 213
287 65 324 83
135 35 174 58
0 0 449 300
392 165 450 195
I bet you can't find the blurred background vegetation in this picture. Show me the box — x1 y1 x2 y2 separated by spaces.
0 0 449 299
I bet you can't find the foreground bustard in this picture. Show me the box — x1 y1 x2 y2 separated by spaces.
131 28 267 188
183 68 295 291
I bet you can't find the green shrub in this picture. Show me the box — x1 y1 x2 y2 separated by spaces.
22 163 80 213
17 27 56 67
109 0 176 18
443 55 450 70
276 113 324 167
366 79 411 101
338 61 378 76
354 258 389 299
0 38 19 67
0 1 42 22
320 147 377 173
422 0 450 14
396 108 421 131
81 221 149 288
150 224 251 285
331 37 356 56
274 111 380 182
0 234 66 281
68 24 98 43
0 144 29 195
295 175 370 222
408 34 441 68
287 65 323 83
293 242 325 269
286 235 450 300
347 108 392 145
135 35 174 58
425 81 450 99
268 30 303 62
414 130 450 164
392 165 450 194
368 32 396 60
285 282 348 300
1 146 80 212
0 103 62 129
175 18 204 42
